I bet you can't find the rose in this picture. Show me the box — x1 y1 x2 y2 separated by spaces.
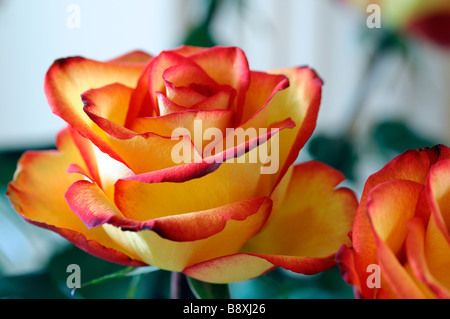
338 144 450 298
346 0 450 47
338 145 450 299
7 46 357 283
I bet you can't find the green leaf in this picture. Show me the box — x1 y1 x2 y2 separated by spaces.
72 266 159 296
0 272 67 299
229 267 354 299
182 0 222 47
372 120 437 154
183 24 216 47
186 276 231 299
308 134 357 181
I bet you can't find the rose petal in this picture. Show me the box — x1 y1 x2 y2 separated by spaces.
407 11 450 47
372 231 426 299
113 120 293 227
423 216 450 295
146 51 201 116
406 217 450 298
107 50 153 65
367 180 424 255
243 161 357 258
239 71 290 126
365 179 426 298
82 83 132 128
65 178 272 242
114 159 271 222
146 197 272 242
183 254 275 283
6 128 144 266
265 67 323 187
189 46 251 123
44 55 147 165
68 127 102 186
183 161 357 284
98 197 272 272
124 46 209 124
116 117 295 211
162 63 236 109
426 158 450 243
336 245 364 299
172 45 210 57
82 84 202 174
131 94 235 151
183 253 336 284
351 146 440 298
192 90 236 111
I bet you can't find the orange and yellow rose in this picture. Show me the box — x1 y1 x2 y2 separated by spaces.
7 46 357 283
338 144 450 298
347 0 450 47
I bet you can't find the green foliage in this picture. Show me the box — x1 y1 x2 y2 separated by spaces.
230 267 354 299
372 119 438 155
0 245 172 299
308 135 357 181
0 240 354 299
182 0 222 47
0 272 67 299
187 276 231 299
0 144 55 185
0 151 23 185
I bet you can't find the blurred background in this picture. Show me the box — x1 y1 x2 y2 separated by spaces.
0 0 449 298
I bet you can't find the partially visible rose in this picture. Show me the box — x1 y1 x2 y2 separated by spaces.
346 0 450 47
338 144 450 298
7 46 357 283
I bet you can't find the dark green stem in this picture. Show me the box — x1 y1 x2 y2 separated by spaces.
170 272 194 299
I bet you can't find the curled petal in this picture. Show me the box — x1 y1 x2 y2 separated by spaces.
98 197 272 272
336 245 363 299
426 159 450 243
6 128 144 266
116 118 295 203
243 161 357 259
406 217 450 299
373 232 426 299
82 84 202 174
107 50 153 65
131 94 235 147
183 254 276 283
65 178 272 242
351 147 440 298
240 71 290 126
183 161 357 284
82 83 132 128
189 46 251 123
162 63 236 109
183 253 336 284
407 11 450 47
366 179 426 298
124 46 207 123
44 55 147 165
265 67 323 187
367 180 424 255
147 51 200 115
